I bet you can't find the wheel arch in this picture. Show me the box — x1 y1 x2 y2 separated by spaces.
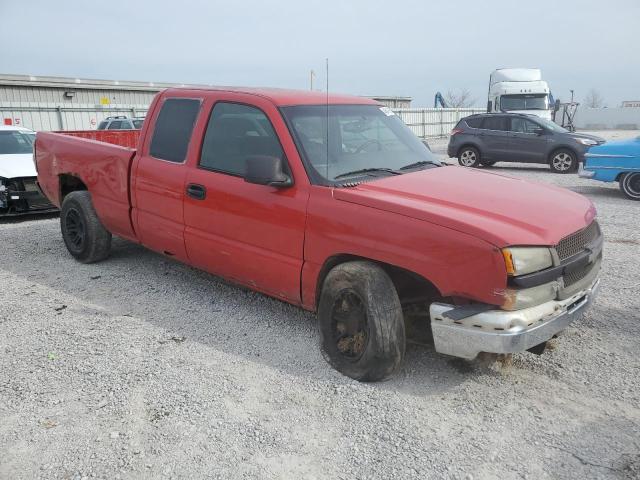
314 254 444 311
59 174 88 203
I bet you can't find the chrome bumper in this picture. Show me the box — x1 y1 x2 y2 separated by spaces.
429 278 600 359
578 163 596 178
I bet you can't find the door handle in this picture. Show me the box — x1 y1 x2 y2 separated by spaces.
186 183 206 200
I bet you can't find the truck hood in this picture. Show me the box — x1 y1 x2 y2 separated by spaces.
0 154 37 179
333 166 596 247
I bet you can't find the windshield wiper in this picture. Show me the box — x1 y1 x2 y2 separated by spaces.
334 167 400 180
399 160 439 170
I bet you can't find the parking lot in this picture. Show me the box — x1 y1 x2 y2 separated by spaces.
1 131 639 480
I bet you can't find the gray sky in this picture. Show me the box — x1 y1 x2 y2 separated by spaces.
1 0 638 107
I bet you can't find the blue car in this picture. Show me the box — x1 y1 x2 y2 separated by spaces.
580 136 640 200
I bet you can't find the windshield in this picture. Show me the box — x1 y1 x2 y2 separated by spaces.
535 117 569 133
281 105 440 183
500 94 548 111
0 130 35 154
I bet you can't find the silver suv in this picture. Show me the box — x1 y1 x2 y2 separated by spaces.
97 116 144 130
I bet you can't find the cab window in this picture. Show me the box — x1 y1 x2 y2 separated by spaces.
149 98 201 163
199 102 285 176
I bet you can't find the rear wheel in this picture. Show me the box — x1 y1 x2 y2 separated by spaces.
620 172 640 200
458 146 481 167
60 191 112 263
550 149 577 173
318 261 405 382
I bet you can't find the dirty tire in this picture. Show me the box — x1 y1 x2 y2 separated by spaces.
458 146 481 167
619 172 640 200
60 191 112 263
549 149 577 173
318 261 405 382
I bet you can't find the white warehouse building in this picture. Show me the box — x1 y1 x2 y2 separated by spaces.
0 74 201 131
0 73 413 131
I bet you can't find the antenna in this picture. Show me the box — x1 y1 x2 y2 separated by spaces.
325 58 329 182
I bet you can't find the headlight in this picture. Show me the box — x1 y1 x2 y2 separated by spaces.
497 281 560 310
575 138 598 146
502 247 553 276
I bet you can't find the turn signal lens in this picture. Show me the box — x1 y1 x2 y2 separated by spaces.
502 249 516 276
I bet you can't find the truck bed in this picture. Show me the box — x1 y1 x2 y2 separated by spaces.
59 129 141 149
35 131 138 241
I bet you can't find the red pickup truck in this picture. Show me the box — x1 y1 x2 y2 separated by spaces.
35 87 602 381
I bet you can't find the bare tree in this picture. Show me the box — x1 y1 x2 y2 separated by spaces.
584 89 605 108
445 88 476 108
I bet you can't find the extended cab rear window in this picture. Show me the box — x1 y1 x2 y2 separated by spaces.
149 98 201 163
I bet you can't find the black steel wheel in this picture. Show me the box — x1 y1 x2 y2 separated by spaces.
60 191 112 263
331 290 369 361
64 207 86 252
318 261 405 382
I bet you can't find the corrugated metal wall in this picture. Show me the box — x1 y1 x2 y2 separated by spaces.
0 80 483 137
0 84 154 131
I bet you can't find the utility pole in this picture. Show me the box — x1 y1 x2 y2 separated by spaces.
310 70 315 91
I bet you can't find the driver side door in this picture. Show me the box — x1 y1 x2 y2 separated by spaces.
183 95 309 304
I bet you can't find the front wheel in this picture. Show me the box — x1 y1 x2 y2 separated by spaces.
550 149 577 173
620 172 640 200
318 261 405 382
60 191 112 263
458 146 481 167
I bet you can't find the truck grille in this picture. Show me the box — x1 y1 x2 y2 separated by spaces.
556 221 600 261
564 253 601 287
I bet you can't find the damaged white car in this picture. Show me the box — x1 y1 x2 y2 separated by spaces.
0 126 56 216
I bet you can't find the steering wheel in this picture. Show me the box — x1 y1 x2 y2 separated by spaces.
355 139 383 154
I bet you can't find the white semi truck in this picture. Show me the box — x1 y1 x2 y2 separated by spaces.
487 68 553 120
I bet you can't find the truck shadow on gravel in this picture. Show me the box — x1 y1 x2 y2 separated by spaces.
1 224 545 393
0 212 58 224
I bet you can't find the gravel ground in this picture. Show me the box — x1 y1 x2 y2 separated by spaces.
1 131 639 479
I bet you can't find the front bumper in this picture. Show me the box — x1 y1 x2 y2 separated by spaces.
429 278 600 359
578 163 596 178
0 178 57 216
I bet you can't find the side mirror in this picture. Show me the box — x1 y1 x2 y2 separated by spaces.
533 127 545 136
244 155 292 188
